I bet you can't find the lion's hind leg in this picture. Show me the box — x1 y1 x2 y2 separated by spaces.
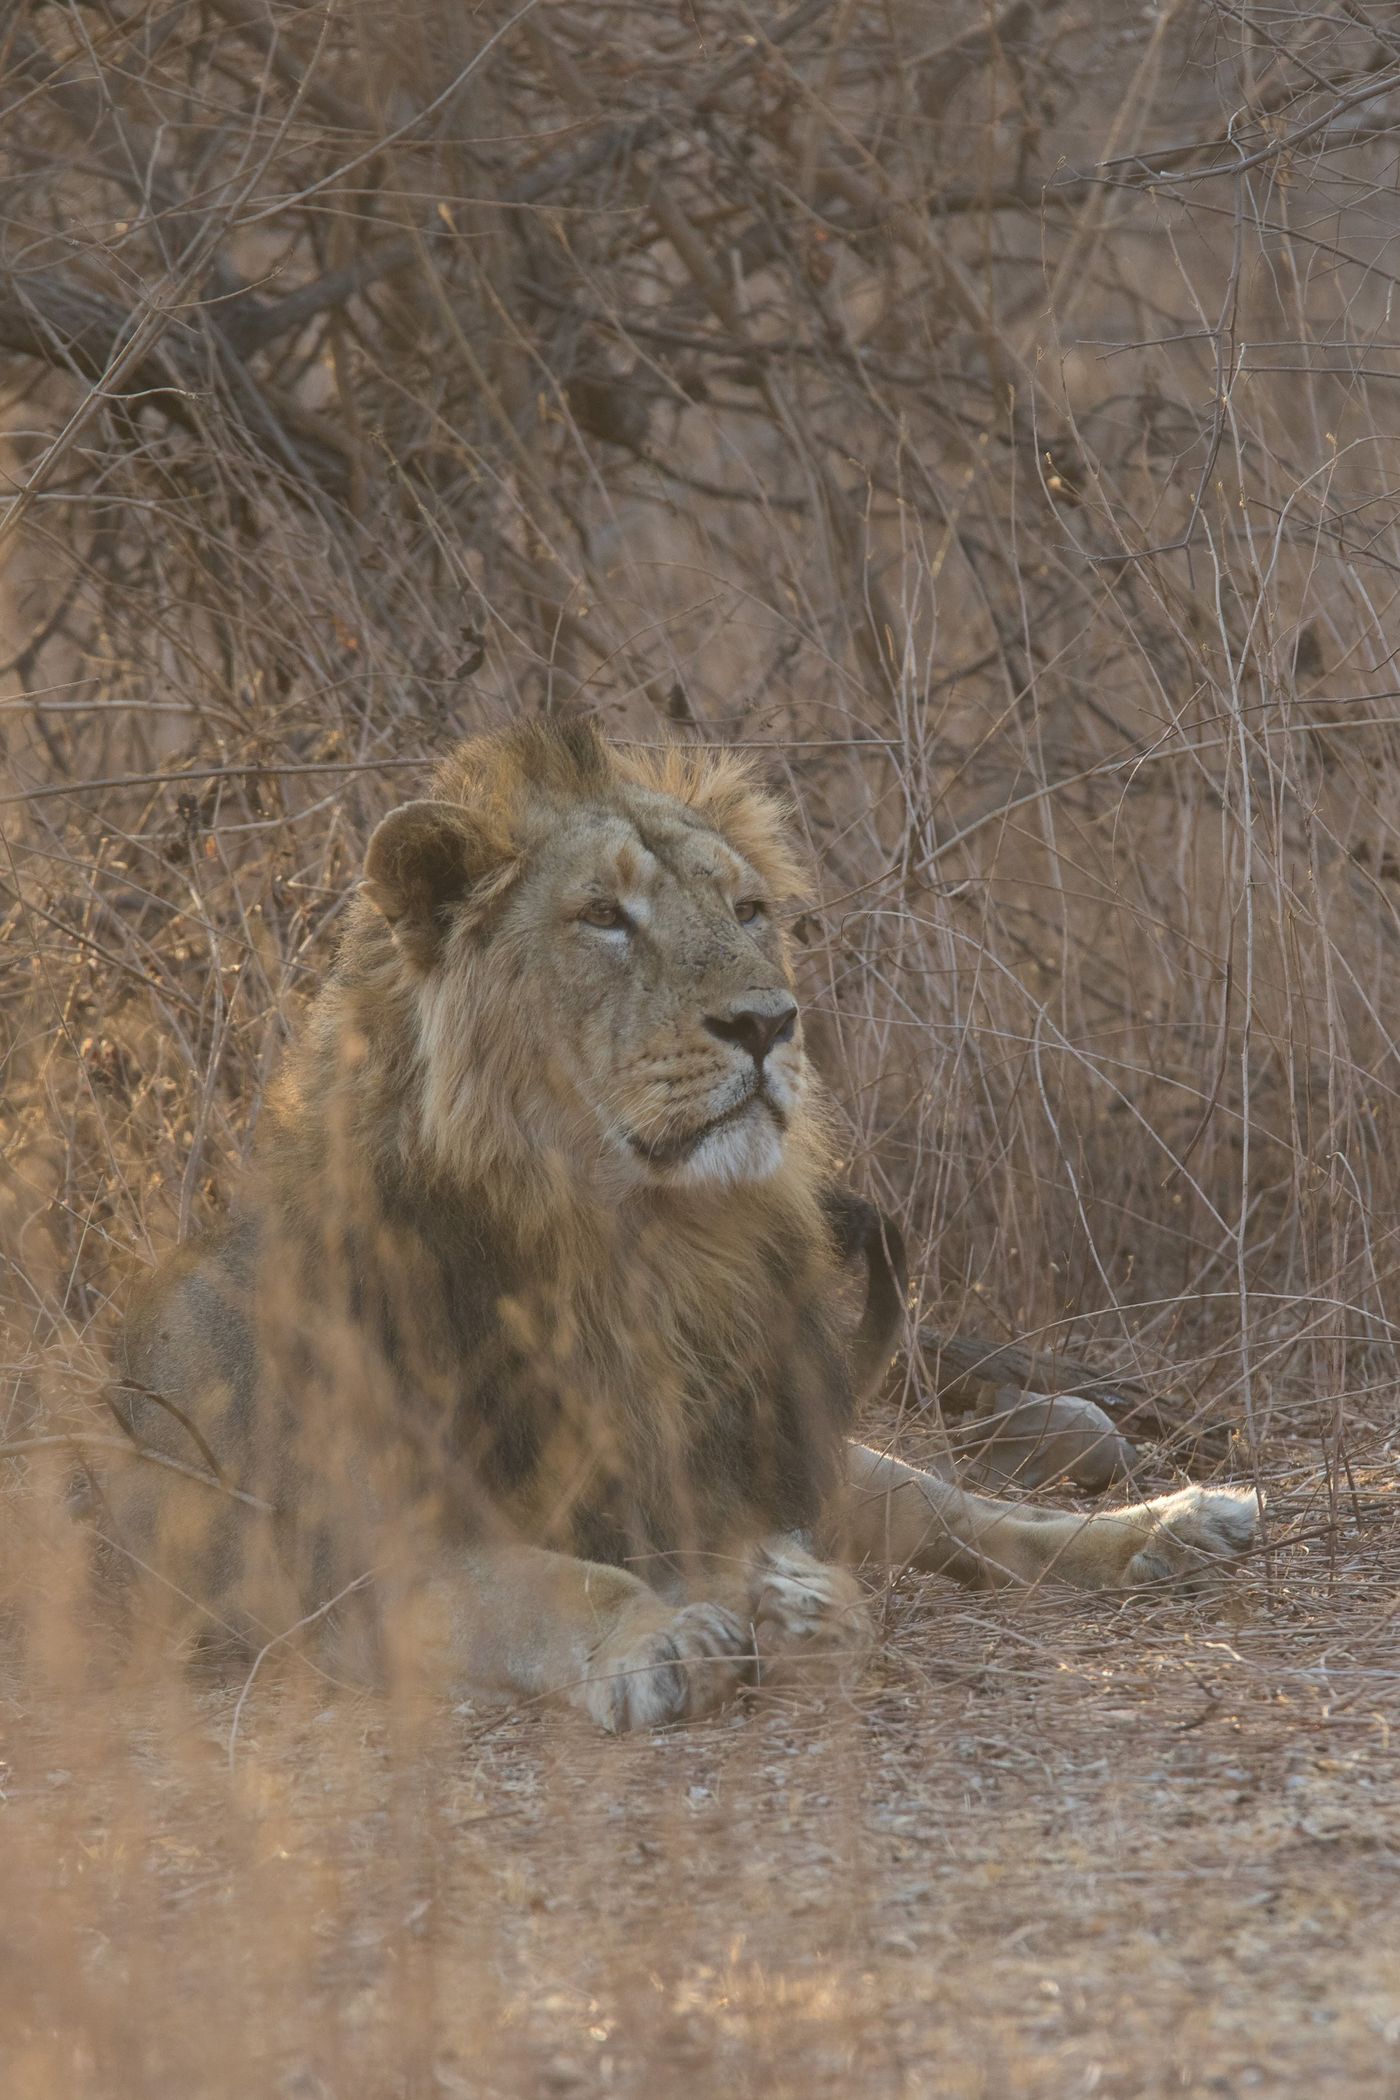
840 1441 1260 1591
1108 1484 1260 1589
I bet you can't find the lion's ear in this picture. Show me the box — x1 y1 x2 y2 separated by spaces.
362 800 490 968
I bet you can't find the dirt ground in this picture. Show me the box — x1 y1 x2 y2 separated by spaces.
4 1441 1397 2100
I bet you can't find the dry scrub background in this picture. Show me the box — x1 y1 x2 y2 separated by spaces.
2 2 1400 2094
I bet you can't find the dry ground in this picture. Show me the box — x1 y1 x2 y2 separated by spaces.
4 1437 1398 2100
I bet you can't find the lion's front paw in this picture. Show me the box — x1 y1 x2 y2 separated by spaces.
1119 1486 1261 1590
748 1544 875 1690
582 1600 751 1733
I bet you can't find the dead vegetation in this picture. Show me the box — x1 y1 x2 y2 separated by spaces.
3 1 1400 2093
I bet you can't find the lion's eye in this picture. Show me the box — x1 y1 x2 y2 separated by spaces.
579 900 630 931
734 898 764 925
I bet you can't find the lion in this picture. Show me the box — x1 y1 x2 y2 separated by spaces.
111 719 1260 1731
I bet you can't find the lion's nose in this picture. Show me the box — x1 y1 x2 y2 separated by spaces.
703 1000 798 1066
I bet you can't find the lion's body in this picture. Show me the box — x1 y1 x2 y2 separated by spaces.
112 722 1260 1729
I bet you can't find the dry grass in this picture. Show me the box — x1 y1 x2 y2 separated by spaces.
6 1471 1400 2098
4 1 1400 2092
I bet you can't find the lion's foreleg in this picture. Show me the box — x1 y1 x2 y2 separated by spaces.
838 1441 1260 1590
403 1546 751 1733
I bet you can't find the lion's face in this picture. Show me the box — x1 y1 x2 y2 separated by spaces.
361 725 812 1188
503 788 805 1184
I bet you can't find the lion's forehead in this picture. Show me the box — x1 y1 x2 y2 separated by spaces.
533 799 750 905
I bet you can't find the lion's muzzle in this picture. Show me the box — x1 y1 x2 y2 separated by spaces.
701 997 798 1067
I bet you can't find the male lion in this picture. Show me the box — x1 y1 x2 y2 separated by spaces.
114 720 1259 1730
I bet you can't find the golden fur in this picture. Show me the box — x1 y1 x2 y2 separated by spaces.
113 722 1260 1730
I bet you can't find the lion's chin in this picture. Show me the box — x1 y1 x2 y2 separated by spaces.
620 1094 788 1188
668 1105 786 1187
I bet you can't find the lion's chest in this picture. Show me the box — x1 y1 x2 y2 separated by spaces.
471 1251 849 1562
344 1177 853 1561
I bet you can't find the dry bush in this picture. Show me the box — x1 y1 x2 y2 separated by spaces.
4 4 1400 2095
